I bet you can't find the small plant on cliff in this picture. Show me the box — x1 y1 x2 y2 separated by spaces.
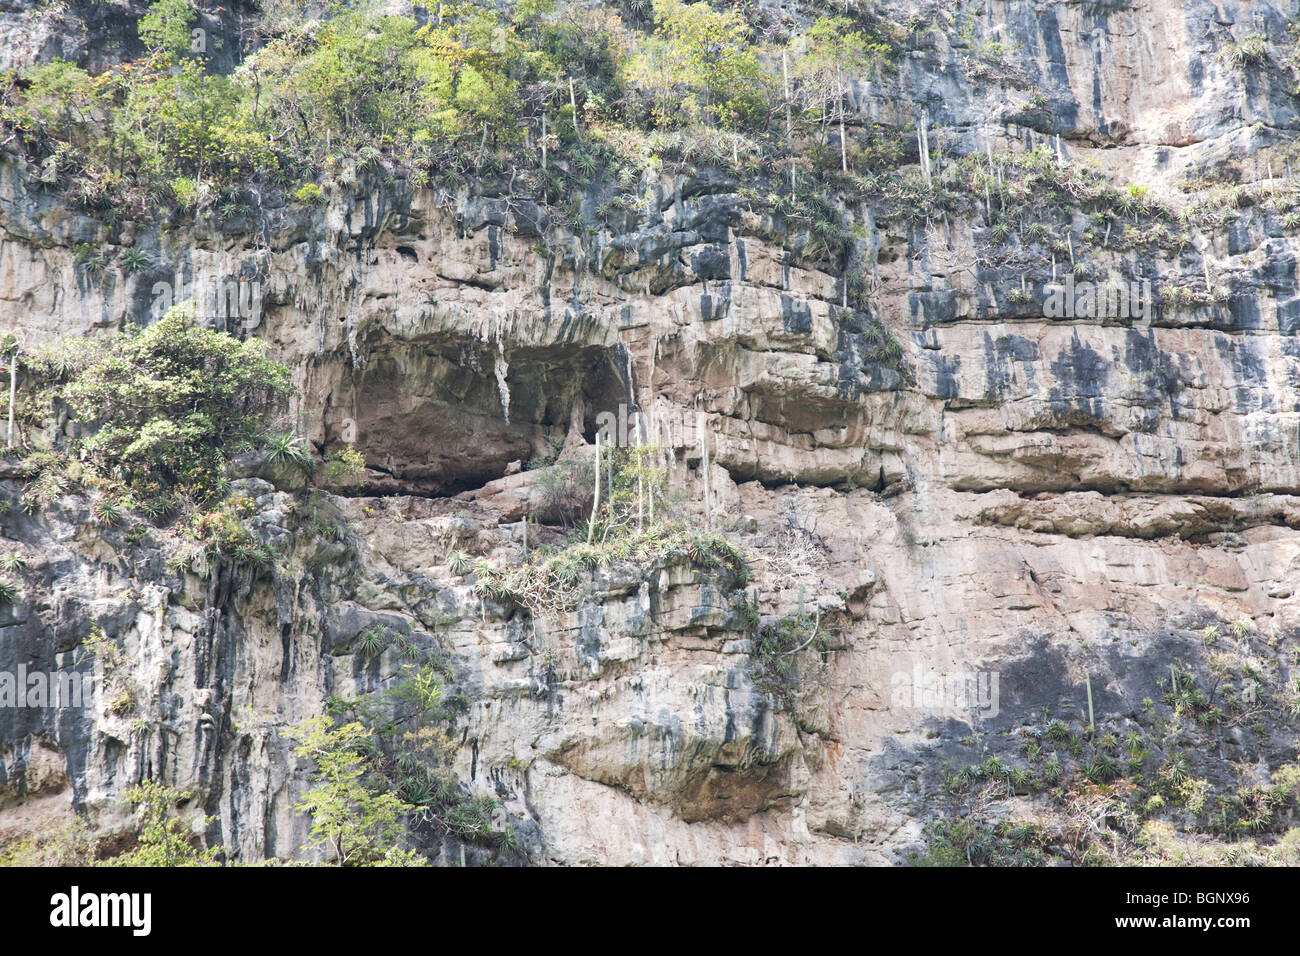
532 454 591 529
292 183 325 205
471 523 749 616
120 248 152 275
1222 33 1269 69
265 432 314 474
746 593 827 709
356 624 391 661
321 447 366 491
93 497 124 526
77 625 121 678
0 578 19 605
190 504 275 568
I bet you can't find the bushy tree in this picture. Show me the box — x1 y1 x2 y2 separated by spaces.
415 1 527 141
791 16 890 165
321 446 367 490
117 61 275 182
1 59 100 146
635 0 766 129
63 304 294 502
138 0 198 59
103 781 220 867
249 8 432 160
286 715 426 867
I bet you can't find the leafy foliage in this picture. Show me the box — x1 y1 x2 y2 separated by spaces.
0 0 905 225
286 715 427 867
138 0 198 59
321 447 366 490
102 781 220 867
631 0 766 129
473 522 748 615
62 304 293 503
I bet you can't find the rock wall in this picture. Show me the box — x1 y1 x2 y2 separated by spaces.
2 0 1300 864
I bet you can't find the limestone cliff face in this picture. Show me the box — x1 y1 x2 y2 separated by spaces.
2 0 1300 865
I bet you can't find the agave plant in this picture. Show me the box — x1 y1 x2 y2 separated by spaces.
0 578 19 605
870 338 903 363
401 774 434 807
1039 757 1062 785
396 750 422 776
93 498 123 526
357 145 384 170
472 561 498 597
495 825 521 854
138 496 174 520
264 432 314 472
573 150 599 179
120 249 152 275
356 624 390 660
447 549 470 576
0 551 26 573
1044 719 1070 742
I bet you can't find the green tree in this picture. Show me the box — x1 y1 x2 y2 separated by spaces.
791 17 889 171
286 715 426 867
644 0 765 128
413 1 527 144
63 304 294 502
138 0 198 60
103 781 221 867
248 6 435 160
3 59 99 145
117 60 274 182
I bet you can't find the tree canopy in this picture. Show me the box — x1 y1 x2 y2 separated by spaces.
64 305 294 502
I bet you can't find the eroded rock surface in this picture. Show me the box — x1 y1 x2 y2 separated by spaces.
2 0 1300 864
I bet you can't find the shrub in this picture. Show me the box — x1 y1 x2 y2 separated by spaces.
632 0 767 129
138 0 198 59
191 504 274 566
63 304 293 503
322 447 366 490
292 183 324 205
285 715 426 867
101 781 220 867
170 176 199 208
